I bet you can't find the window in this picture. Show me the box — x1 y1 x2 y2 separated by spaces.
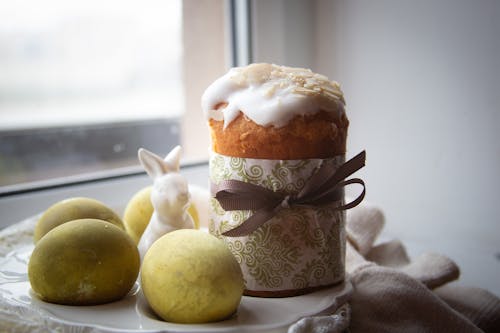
0 0 231 195
0 0 183 127
0 0 186 192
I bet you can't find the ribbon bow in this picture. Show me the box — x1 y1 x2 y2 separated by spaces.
211 151 366 237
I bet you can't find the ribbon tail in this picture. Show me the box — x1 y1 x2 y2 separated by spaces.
222 208 278 237
297 162 336 199
297 150 366 202
316 150 366 195
212 180 282 211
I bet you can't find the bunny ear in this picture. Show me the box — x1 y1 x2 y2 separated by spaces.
164 145 182 172
138 148 168 179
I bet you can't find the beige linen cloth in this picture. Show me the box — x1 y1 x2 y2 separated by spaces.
289 202 500 333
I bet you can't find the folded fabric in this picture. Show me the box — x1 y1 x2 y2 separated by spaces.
288 304 350 333
349 263 482 332
435 284 500 332
289 202 500 333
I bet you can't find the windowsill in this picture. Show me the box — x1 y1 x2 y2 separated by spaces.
0 161 209 230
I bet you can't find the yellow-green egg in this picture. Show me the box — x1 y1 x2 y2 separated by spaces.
34 197 124 243
28 219 140 305
141 229 244 323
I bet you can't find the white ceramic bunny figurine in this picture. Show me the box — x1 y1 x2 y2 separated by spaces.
137 146 194 259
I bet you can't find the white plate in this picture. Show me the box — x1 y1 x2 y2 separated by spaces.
0 225 352 333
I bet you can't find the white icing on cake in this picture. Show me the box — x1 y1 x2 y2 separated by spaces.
202 63 345 128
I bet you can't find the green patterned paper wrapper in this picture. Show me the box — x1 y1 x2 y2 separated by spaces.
209 152 346 296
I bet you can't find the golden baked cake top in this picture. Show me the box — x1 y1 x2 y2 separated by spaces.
202 63 346 129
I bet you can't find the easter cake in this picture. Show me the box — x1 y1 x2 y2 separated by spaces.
203 63 364 297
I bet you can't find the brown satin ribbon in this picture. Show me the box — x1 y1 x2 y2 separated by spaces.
211 150 366 237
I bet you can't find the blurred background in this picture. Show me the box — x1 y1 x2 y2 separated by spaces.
0 0 498 294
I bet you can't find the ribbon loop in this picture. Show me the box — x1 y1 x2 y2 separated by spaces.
212 150 366 237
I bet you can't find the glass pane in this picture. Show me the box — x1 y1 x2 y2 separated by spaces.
0 0 183 190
